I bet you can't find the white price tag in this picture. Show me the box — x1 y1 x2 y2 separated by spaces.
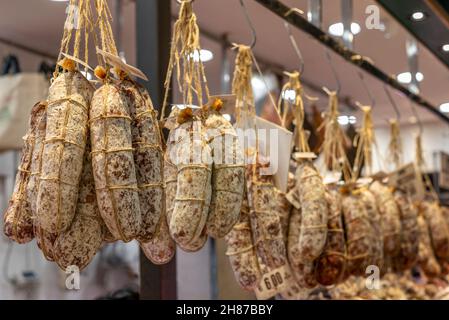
254 265 289 300
389 162 425 201
96 47 149 81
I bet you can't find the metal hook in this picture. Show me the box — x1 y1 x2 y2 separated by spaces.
239 0 257 49
383 84 401 120
324 49 341 94
357 71 375 108
284 9 305 74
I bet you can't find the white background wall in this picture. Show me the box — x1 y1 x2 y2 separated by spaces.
372 121 449 173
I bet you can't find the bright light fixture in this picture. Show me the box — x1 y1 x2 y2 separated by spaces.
251 76 265 91
81 71 93 81
191 49 214 62
223 114 232 122
442 44 449 52
328 22 361 37
440 103 449 113
282 89 296 102
397 72 424 84
338 115 357 125
411 11 425 21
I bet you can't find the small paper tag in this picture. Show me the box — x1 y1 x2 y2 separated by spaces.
323 171 342 185
96 47 149 81
254 265 289 300
255 117 292 193
293 152 317 160
388 162 425 201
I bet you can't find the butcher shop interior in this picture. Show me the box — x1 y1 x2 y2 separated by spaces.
1 0 449 301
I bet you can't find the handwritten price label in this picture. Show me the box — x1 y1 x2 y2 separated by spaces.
254 265 289 300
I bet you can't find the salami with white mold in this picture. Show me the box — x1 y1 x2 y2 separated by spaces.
37 70 94 233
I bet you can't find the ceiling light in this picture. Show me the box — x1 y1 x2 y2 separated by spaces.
442 44 449 52
440 103 449 113
348 116 357 124
223 114 232 122
328 22 361 37
338 116 349 125
282 89 296 102
396 72 424 84
411 11 425 21
338 115 357 125
190 49 213 62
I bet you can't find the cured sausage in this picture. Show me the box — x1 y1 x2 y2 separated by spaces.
37 71 94 233
90 81 142 242
4 102 46 243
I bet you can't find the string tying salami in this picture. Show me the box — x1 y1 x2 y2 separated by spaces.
295 161 328 262
225 193 261 290
4 102 47 243
37 0 95 234
315 189 347 286
122 79 164 242
393 190 419 272
53 141 105 271
341 191 373 276
420 201 449 261
246 158 287 270
417 215 441 278
359 188 384 273
90 82 142 242
369 181 402 260
203 106 245 238
168 116 212 250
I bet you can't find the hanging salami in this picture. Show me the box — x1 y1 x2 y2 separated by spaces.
4 102 46 243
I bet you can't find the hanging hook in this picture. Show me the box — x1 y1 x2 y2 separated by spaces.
284 9 305 75
357 71 375 108
239 0 257 49
324 49 341 94
383 84 401 120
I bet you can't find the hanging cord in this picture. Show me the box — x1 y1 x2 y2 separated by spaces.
410 101 439 202
250 51 283 125
231 44 261 178
53 0 92 79
160 0 210 121
384 84 402 170
232 45 255 126
388 119 403 170
415 132 439 201
284 8 305 75
321 88 352 182
353 71 384 175
278 71 316 152
324 49 341 94
239 0 257 49
352 105 375 181
95 0 119 56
